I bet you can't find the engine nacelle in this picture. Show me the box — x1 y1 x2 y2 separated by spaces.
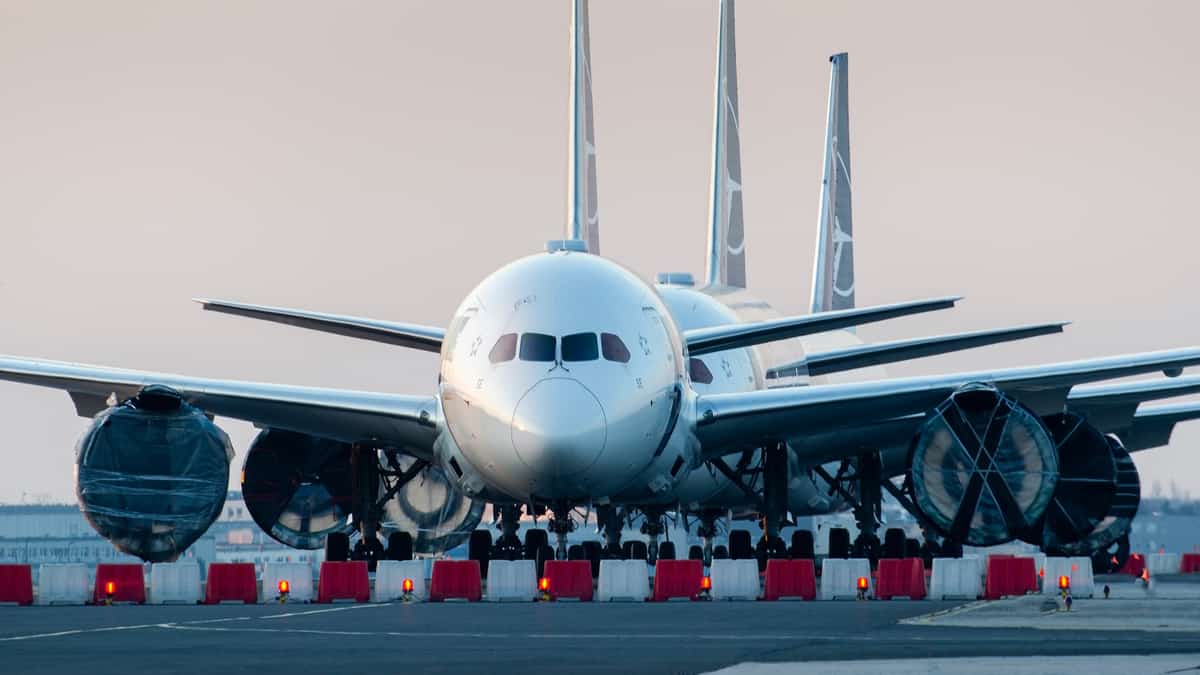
241 429 484 555
75 385 232 562
907 383 1058 547
1037 429 1140 557
380 456 484 555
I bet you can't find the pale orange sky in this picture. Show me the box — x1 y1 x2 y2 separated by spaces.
0 0 1197 501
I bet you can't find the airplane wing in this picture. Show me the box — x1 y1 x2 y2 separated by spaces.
696 347 1200 457
684 296 959 356
765 322 1067 379
1119 402 1200 452
0 356 440 459
195 298 444 352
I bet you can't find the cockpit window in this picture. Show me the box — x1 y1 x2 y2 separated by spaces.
600 333 630 363
562 333 599 362
488 333 518 363
689 357 714 384
519 333 556 362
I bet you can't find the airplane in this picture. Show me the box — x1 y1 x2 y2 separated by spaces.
1 0 1199 572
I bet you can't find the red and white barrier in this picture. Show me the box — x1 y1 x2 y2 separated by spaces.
205 563 257 604
150 562 201 604
429 560 481 602
38 564 90 605
486 560 537 602
374 560 426 602
0 564 33 606
262 562 314 603
820 558 871 600
542 560 593 601
709 559 760 601
596 560 649 602
985 555 1036 599
929 557 982 600
318 561 371 603
1042 557 1094 598
652 559 704 601
94 563 145 605
762 559 816 601
875 558 927 600
1148 553 1182 576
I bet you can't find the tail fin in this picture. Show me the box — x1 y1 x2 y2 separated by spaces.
810 53 855 313
566 0 600 255
704 0 746 288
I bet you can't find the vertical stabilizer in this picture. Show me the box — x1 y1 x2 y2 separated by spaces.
704 0 747 288
566 0 600 255
810 53 855 313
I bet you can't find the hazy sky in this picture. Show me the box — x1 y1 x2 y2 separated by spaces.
0 1 1197 502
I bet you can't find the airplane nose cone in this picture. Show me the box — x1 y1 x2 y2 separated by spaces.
511 378 607 479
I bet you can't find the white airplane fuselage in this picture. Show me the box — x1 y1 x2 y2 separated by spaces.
433 245 855 514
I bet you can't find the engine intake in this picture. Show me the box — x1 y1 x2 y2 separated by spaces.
75 385 232 562
907 383 1058 547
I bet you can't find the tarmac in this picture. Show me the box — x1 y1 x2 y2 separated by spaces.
4 593 1200 675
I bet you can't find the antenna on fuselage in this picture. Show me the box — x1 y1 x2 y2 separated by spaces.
704 0 746 289
566 0 600 255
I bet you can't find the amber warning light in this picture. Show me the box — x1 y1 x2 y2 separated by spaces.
856 576 868 591
700 576 712 591
278 580 290 594
402 578 415 594
538 577 551 592
105 581 116 596
1058 575 1070 591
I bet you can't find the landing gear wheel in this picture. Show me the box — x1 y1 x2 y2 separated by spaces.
535 544 555 578
789 530 814 560
754 536 787 572
712 545 729 560
524 529 549 560
882 528 906 560
729 530 753 560
325 531 350 562
469 529 492 579
828 528 850 560
385 531 413 561
658 541 676 561
688 545 704 561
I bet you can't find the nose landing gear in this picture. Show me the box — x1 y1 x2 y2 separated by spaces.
549 502 576 560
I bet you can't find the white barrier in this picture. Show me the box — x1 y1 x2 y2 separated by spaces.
375 560 427 602
1042 557 1095 598
820 558 872 600
1149 553 1182 576
37 563 90 605
486 560 537 602
262 562 315 603
709 559 759 601
149 562 201 604
929 557 983 600
597 560 650 602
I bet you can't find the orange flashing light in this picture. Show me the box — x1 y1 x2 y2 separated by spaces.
856 576 869 591
402 578 415 594
538 577 551 593
1038 567 1045 578
1141 568 1150 582
700 576 712 591
104 581 116 596
1057 575 1070 590
277 580 290 594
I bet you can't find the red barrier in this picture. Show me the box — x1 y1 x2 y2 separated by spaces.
542 560 593 601
318 561 370 603
205 562 258 605
0 564 33 606
94 564 145 604
762 559 816 601
1181 553 1200 574
652 559 704 602
985 556 1037 599
1120 553 1146 577
429 560 482 602
875 558 926 600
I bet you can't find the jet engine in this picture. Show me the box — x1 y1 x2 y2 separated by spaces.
241 429 484 554
380 456 485 554
906 383 1058 546
75 385 233 562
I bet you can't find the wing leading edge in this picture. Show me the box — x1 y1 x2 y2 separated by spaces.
195 299 444 352
0 355 440 459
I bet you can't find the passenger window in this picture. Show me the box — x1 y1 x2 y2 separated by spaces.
561 333 598 361
488 333 518 363
601 333 630 363
519 333 556 362
689 357 714 384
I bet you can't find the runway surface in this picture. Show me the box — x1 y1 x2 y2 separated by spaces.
4 599 1200 675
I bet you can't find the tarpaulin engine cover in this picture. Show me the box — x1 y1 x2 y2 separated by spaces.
75 385 232 562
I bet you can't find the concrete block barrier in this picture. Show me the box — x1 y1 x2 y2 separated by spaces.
486 559 537 602
820 558 871 600
94 563 145 605
875 558 926 600
318 561 371 603
985 556 1037 599
1042 557 1095 598
374 560 426 602
149 562 201 604
596 560 649 602
262 562 315 603
652 559 704 601
709 559 760 601
929 557 983 600
542 560 593 601
205 562 257 604
38 564 90 605
1149 553 1182 576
